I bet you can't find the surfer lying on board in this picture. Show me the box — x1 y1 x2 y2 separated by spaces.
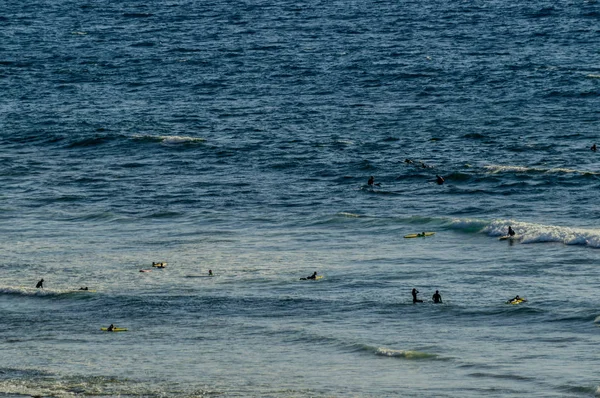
300 272 318 280
508 295 526 304
432 290 442 303
107 324 115 332
508 226 515 237
36 279 44 289
436 175 444 185
412 288 423 303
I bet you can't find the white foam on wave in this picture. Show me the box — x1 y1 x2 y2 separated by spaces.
483 220 600 248
159 135 206 145
0 286 75 297
484 164 598 175
132 134 206 145
375 347 436 359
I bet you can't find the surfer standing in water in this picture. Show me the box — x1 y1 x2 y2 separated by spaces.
432 290 443 303
412 288 423 303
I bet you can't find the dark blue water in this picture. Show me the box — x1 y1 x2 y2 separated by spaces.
1 1 600 397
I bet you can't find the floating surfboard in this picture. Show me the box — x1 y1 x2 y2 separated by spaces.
101 327 128 332
300 275 324 280
404 232 435 238
507 298 527 305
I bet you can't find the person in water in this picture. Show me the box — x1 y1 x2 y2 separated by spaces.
208 269 213 276
508 226 515 236
307 272 318 280
79 287 88 290
592 143 597 152
432 290 443 303
36 279 44 289
436 175 444 185
368 176 374 186
509 295 526 303
107 324 115 331
412 288 422 303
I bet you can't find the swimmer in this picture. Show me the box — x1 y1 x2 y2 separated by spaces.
432 290 442 303
436 175 445 185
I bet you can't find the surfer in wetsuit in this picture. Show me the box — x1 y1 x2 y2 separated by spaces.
36 279 44 289
412 288 422 303
107 324 115 331
508 226 515 237
436 175 444 185
432 290 442 303
368 176 374 186
208 269 213 276
307 272 317 280
79 287 88 290
592 144 597 152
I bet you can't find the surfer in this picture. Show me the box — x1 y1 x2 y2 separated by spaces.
432 290 443 303
404 158 413 164
436 175 444 185
412 288 423 303
107 324 115 332
79 287 88 290
36 278 44 289
208 269 213 276
592 143 597 152
508 295 526 304
368 176 374 186
307 271 317 280
508 226 515 237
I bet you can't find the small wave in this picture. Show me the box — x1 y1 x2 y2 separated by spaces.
132 134 206 146
484 164 599 176
0 286 88 297
372 346 438 360
337 212 361 218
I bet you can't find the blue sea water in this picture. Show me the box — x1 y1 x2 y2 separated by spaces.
1 0 600 396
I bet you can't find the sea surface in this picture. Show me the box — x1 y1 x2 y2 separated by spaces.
1 0 600 397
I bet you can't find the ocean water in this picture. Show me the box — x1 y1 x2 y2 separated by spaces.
1 0 600 396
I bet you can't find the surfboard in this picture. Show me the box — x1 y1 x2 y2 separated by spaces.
404 232 435 238
499 235 519 241
152 262 167 268
300 275 324 281
101 327 128 332
507 298 526 305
